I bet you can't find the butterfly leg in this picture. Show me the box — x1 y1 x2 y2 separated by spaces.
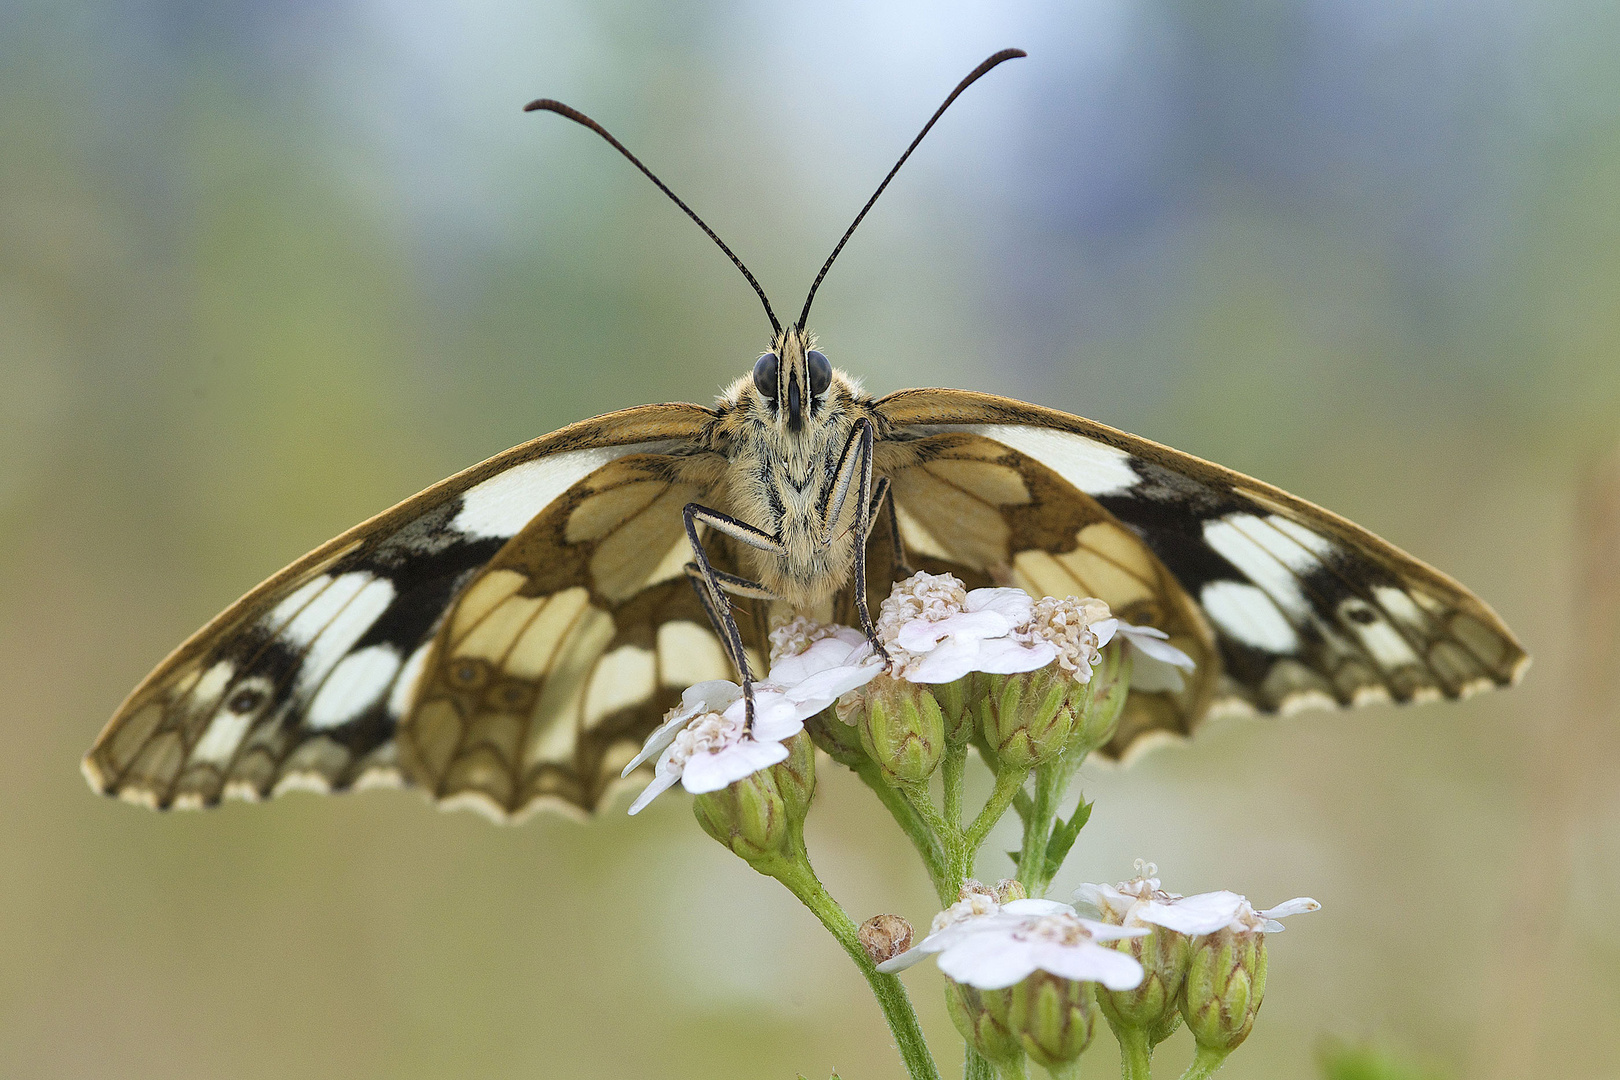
821 418 891 664
682 503 784 729
864 475 914 579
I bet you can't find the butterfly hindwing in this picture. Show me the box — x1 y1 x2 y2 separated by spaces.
82 405 716 810
398 451 753 820
875 389 1528 755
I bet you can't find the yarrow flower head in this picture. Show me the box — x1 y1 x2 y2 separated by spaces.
623 682 804 814
878 893 1146 991
876 571 1057 683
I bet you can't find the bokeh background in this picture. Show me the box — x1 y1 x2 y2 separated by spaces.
3 1 1618 1077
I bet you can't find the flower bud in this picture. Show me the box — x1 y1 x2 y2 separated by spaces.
805 706 867 767
692 731 815 868
929 674 979 745
1068 643 1129 756
993 878 1027 903
1095 924 1189 1047
858 914 914 966
1179 926 1267 1052
1005 972 1096 1070
944 982 1023 1068
846 675 945 785
978 666 1080 770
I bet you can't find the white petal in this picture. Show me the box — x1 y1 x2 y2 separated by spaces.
1091 618 1119 648
876 945 933 973
937 933 1038 990
1001 898 1075 917
896 609 1011 652
767 630 868 683
964 587 1036 623
969 638 1058 675
902 639 982 683
622 683 738 777
1260 897 1321 920
781 659 884 713
1128 655 1187 693
678 737 789 794
1120 624 1197 669
1078 917 1151 942
627 769 682 815
1039 942 1145 990
1137 891 1247 935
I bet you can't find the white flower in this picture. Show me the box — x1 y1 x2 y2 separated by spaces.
624 683 803 815
879 897 1147 991
766 616 884 710
876 572 1057 683
1021 595 1111 679
1076 863 1320 935
1143 891 1320 935
1094 618 1197 692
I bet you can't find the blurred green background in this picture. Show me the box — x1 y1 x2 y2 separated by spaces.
3 1 1618 1077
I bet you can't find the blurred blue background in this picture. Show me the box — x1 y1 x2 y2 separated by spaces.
3 1 1618 1077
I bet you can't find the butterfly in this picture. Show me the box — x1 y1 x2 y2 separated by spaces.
83 50 1527 823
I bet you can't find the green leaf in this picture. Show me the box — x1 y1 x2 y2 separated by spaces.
1039 798 1093 881
1318 1038 1449 1080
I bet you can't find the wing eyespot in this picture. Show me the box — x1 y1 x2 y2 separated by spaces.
227 688 265 714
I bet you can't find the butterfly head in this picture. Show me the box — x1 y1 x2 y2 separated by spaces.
749 326 839 436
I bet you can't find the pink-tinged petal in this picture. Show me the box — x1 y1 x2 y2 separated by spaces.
1138 891 1246 935
969 637 1058 675
678 737 789 794
627 769 682 815
964 587 1036 623
1039 942 1145 990
937 933 1039 990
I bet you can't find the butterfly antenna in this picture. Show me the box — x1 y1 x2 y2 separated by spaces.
796 48 1026 330
526 98 783 337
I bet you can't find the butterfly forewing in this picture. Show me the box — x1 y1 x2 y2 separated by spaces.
875 389 1528 753
82 405 716 811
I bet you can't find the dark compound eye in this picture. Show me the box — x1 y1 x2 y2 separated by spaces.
806 350 832 395
753 352 779 399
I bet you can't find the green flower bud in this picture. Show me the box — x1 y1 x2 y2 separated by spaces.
978 666 1080 770
945 982 1024 1068
1179 927 1267 1052
929 674 980 745
1095 924 1189 1047
847 675 945 785
691 731 815 869
804 706 867 768
1005 972 1096 1070
1068 643 1129 756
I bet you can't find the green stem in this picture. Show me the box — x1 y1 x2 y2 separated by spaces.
964 1048 997 1080
1016 762 1063 892
1177 1045 1230 1080
958 768 1027 883
1115 1024 1153 1080
942 743 967 831
856 763 952 903
772 857 942 1080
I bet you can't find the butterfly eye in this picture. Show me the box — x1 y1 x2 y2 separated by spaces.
807 350 832 395
753 352 779 399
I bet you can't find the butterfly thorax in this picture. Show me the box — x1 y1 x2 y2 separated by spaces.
707 329 881 615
